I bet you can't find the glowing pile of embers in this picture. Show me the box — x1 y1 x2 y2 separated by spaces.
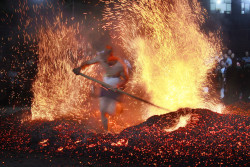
0 107 249 166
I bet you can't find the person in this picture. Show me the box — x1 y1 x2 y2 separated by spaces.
224 53 232 67
242 63 250 102
242 51 250 64
219 60 226 100
231 53 236 62
73 45 129 131
225 59 242 103
227 49 232 58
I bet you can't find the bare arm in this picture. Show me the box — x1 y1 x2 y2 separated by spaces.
117 63 129 88
79 57 99 69
73 56 99 75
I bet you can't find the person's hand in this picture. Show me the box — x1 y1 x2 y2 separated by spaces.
73 67 81 75
116 85 125 90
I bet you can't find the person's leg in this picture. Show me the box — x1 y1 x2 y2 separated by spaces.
90 84 100 98
115 102 123 115
100 97 119 131
105 98 117 116
105 98 126 130
220 87 224 99
100 97 109 131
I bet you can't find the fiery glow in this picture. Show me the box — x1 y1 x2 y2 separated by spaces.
111 138 128 147
10 0 225 132
102 0 222 118
1 3 249 166
165 114 191 132
1 108 249 166
39 139 49 147
29 4 102 120
57 146 64 152
205 102 225 114
2 0 105 121
31 19 99 120
9 0 142 132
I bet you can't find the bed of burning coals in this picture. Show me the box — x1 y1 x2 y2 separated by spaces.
0 106 249 166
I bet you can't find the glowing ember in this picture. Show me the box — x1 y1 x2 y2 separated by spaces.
111 138 128 147
165 114 191 132
102 0 222 117
57 146 64 152
0 108 249 166
39 139 49 147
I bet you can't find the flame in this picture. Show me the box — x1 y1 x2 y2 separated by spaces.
30 4 102 120
10 0 142 132
165 114 191 132
10 0 225 132
102 0 222 118
2 0 99 120
31 19 98 120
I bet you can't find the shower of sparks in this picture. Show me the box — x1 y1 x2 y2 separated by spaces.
0 1 249 166
2 0 227 133
1 0 141 132
102 0 222 118
31 18 99 120
5 0 103 121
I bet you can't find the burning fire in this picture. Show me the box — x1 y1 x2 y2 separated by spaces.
165 114 191 132
1 1 249 166
7 0 225 132
31 18 99 120
102 0 222 118
28 2 103 120
7 0 140 132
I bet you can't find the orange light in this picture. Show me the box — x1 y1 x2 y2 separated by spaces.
102 0 223 118
165 114 191 132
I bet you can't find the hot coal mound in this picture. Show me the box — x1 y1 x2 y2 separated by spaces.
0 108 249 166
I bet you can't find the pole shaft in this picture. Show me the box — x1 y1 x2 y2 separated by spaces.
78 73 171 112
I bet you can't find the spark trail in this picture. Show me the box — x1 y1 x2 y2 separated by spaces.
102 0 222 118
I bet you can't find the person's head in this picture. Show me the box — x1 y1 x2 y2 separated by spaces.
99 45 118 63
104 45 113 56
228 49 232 56
231 53 235 59
98 45 113 57
223 53 228 59
237 62 241 67
245 51 249 57
220 60 225 67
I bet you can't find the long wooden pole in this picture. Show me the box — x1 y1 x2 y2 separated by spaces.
77 72 171 112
